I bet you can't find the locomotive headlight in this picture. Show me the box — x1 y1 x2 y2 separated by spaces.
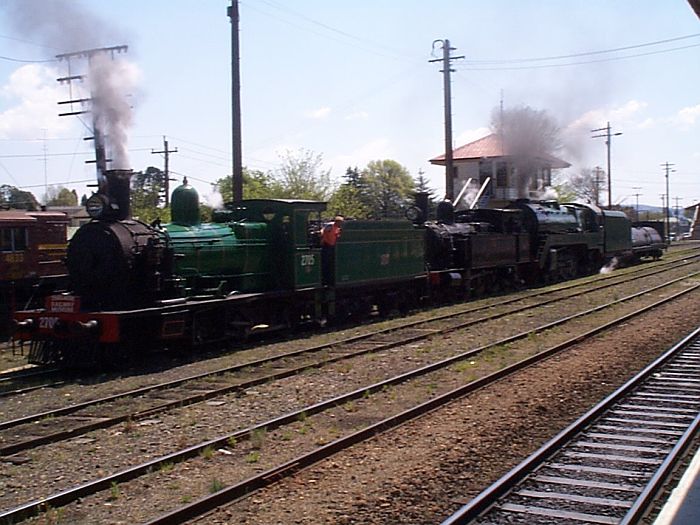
86 194 108 219
405 206 422 222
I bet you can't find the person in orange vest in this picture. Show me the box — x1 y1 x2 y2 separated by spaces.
321 216 343 284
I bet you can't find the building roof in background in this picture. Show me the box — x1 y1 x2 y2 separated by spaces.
0 210 68 221
430 133 571 169
47 206 89 218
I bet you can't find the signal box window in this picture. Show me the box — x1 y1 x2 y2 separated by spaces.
0 227 28 252
496 162 508 188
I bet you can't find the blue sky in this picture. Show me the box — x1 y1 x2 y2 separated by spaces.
1 0 698 211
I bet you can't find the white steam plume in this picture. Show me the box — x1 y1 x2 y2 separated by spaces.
88 54 139 169
6 0 137 169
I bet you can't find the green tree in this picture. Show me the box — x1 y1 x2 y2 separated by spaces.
362 159 414 218
131 166 169 223
0 185 39 210
274 149 333 200
556 168 604 205
413 170 437 216
326 166 370 219
214 168 280 202
45 186 78 206
327 184 370 219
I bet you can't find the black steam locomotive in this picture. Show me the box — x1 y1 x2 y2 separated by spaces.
12 172 665 366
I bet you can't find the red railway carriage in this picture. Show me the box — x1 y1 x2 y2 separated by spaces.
0 210 69 339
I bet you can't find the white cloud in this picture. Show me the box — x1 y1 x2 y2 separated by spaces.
566 100 649 133
330 137 392 178
636 118 655 130
454 127 490 146
344 110 369 121
305 106 331 119
0 64 77 139
673 104 700 128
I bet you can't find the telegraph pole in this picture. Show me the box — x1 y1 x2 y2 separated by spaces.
56 45 129 192
593 166 603 207
591 122 622 209
151 136 178 206
674 196 683 238
632 186 642 222
662 162 675 242
228 1 243 202
430 39 463 201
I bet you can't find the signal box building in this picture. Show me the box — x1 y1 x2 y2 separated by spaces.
430 133 570 208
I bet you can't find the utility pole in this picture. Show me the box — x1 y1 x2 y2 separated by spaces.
56 45 131 220
662 162 675 243
227 1 243 202
632 186 642 222
591 122 622 209
593 166 603 207
674 196 683 239
42 129 48 205
430 39 463 202
151 136 178 207
673 196 682 217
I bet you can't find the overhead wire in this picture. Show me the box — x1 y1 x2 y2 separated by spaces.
240 0 421 64
0 55 56 63
459 43 700 71
463 32 700 65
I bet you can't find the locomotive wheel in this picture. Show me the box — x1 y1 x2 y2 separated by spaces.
471 276 487 298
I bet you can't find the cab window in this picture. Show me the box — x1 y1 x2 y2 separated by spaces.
0 227 28 251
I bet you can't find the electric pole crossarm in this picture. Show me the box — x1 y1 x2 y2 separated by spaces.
591 122 622 209
152 136 178 207
662 162 675 243
430 39 464 202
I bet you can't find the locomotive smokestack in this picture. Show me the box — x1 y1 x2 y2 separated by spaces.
414 192 430 222
104 169 133 220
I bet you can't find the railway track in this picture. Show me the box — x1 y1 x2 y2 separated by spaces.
0 267 698 523
1 248 697 394
442 326 700 525
1 257 697 458
0 366 65 398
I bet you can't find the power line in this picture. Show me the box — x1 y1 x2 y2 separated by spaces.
14 179 93 189
241 0 419 63
460 43 700 71
0 54 56 63
0 33 60 51
464 32 700 64
0 148 152 159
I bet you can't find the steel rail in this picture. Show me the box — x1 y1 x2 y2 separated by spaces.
441 325 700 525
2 254 696 433
0 365 61 384
1 281 696 524
144 285 700 525
9 254 691 400
0 380 67 398
1 250 695 397
1 268 697 458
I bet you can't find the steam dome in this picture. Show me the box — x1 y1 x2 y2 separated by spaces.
171 178 200 226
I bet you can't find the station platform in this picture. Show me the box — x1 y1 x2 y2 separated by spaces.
653 446 700 524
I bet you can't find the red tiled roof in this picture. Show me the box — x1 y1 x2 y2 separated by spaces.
430 132 570 168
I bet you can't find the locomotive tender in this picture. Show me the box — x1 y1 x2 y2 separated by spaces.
12 172 664 366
